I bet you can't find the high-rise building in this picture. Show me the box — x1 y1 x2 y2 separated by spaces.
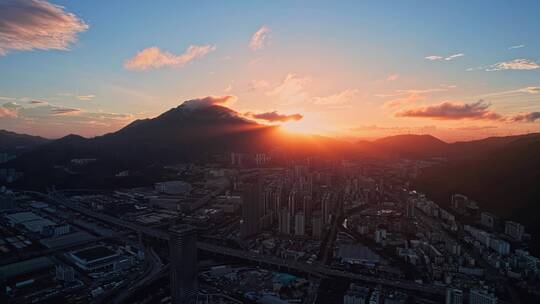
480 212 497 229
469 289 497 304
375 229 386 244
312 211 323 239
490 238 510 255
302 194 312 218
295 212 305 236
278 208 291 235
240 180 261 238
322 192 333 224
288 190 298 212
451 194 468 209
405 199 415 218
55 265 75 282
169 225 198 304
445 288 463 304
505 221 524 241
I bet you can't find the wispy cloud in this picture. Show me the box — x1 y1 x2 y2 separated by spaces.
313 89 359 105
58 93 95 101
76 94 95 101
486 59 539 71
444 53 465 61
244 111 303 123
520 86 540 94
249 26 271 50
0 0 88 56
268 73 359 107
267 73 310 104
51 107 81 115
508 44 525 50
479 86 540 98
0 102 134 138
383 92 424 109
124 44 216 70
425 55 443 61
425 53 465 61
377 87 451 109
248 80 271 92
387 74 399 81
468 59 540 72
396 100 502 121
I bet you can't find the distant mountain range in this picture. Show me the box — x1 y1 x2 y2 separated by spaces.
2 102 540 252
0 102 353 188
0 129 49 153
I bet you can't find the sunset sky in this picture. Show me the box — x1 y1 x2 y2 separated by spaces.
0 0 539 141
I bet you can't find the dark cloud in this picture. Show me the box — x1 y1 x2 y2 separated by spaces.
181 95 237 110
51 107 81 115
396 100 502 121
0 0 88 55
510 112 540 122
245 111 303 123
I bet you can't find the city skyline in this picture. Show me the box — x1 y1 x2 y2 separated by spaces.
1 0 540 141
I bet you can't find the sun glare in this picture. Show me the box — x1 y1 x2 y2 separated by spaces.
280 119 317 135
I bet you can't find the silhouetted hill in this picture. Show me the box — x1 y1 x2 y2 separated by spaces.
414 133 540 253
362 134 449 158
0 129 49 152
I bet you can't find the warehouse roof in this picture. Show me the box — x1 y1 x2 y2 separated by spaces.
0 257 54 280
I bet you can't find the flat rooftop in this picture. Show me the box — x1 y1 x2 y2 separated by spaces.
5 211 42 224
72 245 117 261
40 231 96 249
338 244 381 263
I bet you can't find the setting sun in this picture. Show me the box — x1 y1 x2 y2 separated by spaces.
279 115 323 135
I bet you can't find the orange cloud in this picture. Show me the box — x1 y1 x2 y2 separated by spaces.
0 107 17 118
0 0 88 56
124 44 215 70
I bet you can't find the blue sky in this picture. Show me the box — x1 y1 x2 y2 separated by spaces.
0 0 539 140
